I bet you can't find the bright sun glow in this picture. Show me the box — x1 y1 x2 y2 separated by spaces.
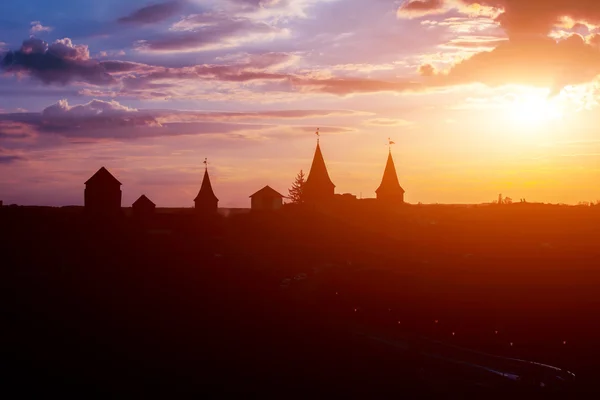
509 91 564 126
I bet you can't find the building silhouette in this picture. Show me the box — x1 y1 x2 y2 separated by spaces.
303 137 335 205
376 149 405 204
132 194 156 219
194 162 218 214
250 186 284 211
84 167 122 215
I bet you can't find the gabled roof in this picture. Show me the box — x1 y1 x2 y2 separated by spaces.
249 185 284 198
85 167 122 186
376 151 405 194
305 141 335 189
132 194 155 208
194 169 218 202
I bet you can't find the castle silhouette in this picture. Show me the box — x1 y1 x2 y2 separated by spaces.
84 133 405 215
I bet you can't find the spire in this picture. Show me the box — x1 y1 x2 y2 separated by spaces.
303 134 335 204
195 168 218 202
376 149 405 202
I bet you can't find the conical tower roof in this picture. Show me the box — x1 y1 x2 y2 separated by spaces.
194 168 218 202
376 151 405 195
305 141 335 191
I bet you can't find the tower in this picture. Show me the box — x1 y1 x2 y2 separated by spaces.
194 159 218 214
84 167 122 215
376 143 405 204
303 130 335 205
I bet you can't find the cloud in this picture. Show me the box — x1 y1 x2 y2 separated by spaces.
152 109 366 123
117 1 183 24
0 99 360 142
400 1 600 38
289 76 423 95
363 118 414 127
397 0 446 18
97 50 126 58
136 12 288 52
228 0 283 9
441 33 600 94
0 148 25 164
40 99 162 132
418 63 436 76
400 1 600 92
30 21 53 35
1 38 115 85
0 121 38 140
441 36 508 49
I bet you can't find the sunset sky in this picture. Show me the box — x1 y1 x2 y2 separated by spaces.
1 0 600 207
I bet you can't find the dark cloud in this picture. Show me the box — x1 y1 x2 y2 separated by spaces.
118 1 183 25
0 155 24 163
0 148 25 164
1 38 115 86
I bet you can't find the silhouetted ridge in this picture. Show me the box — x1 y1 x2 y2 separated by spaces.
304 141 335 204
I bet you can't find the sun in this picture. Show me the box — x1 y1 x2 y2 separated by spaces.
508 91 564 126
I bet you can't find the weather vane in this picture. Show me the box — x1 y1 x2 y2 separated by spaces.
388 137 395 152
203 157 208 171
316 128 320 143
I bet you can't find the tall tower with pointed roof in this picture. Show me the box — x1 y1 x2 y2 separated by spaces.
303 132 335 205
194 159 218 214
376 148 405 204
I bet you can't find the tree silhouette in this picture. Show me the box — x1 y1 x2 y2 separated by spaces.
288 170 306 204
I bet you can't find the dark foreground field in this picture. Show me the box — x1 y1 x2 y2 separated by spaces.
2 204 599 396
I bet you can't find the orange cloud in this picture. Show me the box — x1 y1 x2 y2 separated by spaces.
440 33 600 94
397 0 445 18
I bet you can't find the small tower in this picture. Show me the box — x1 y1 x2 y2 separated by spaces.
250 185 284 211
303 129 335 205
376 140 405 204
194 158 218 214
132 194 156 219
84 167 122 215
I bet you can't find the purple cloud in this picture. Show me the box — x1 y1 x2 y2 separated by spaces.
1 38 115 86
118 1 183 24
0 99 359 141
40 99 162 132
0 148 25 164
30 21 53 35
136 12 286 52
